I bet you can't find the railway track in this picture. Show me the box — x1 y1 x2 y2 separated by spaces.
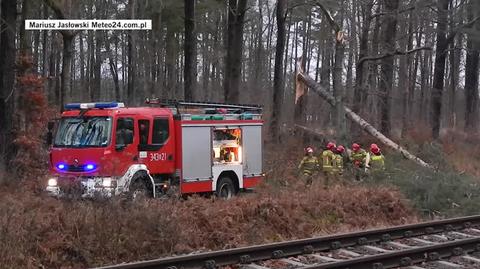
95 215 480 269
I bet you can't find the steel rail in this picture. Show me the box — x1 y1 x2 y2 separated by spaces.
307 237 480 269
93 215 480 269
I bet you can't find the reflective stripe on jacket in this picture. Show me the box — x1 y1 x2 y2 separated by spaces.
370 154 385 170
351 149 367 167
299 156 319 175
332 154 344 173
321 150 335 172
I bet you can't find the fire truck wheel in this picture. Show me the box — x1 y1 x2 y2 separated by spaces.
129 180 150 201
216 177 236 199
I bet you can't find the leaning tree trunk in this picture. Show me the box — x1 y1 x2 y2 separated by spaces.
296 70 434 170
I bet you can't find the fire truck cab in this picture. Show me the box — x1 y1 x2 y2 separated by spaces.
46 100 264 199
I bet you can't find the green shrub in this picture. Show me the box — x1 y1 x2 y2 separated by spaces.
366 143 480 218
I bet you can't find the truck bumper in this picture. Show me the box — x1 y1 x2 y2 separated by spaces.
45 176 117 198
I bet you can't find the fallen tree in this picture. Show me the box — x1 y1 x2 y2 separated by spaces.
296 69 435 170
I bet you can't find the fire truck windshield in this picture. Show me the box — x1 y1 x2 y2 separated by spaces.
54 117 112 148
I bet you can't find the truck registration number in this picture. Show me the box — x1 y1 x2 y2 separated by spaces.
150 153 167 161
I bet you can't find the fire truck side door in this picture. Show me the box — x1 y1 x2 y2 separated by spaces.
137 117 175 174
114 117 137 176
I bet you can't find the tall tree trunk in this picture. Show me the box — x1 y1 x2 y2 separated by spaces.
464 0 480 132
400 13 413 138
88 30 95 101
19 0 30 53
224 0 248 103
408 25 422 130
107 39 121 100
270 0 287 140
256 0 265 100
79 33 86 99
18 0 32 132
431 0 450 139
0 0 17 167
43 0 78 109
353 0 373 113
184 0 196 101
165 23 177 99
42 2 49 76
61 33 74 109
127 0 136 104
378 0 399 136
448 1 461 129
331 6 346 140
93 31 102 100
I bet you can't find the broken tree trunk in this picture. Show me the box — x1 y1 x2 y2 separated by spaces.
296 71 435 170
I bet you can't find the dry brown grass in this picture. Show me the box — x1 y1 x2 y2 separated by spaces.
0 135 419 268
0 182 416 269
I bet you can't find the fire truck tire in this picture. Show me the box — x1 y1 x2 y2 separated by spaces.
129 179 151 200
216 177 236 199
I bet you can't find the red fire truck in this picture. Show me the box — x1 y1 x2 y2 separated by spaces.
46 99 264 199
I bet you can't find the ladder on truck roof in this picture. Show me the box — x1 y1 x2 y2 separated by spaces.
145 98 262 121
145 98 262 112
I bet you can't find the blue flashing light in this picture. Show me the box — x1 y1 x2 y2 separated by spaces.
94 102 121 109
57 163 66 170
64 102 125 110
64 103 82 110
84 164 96 171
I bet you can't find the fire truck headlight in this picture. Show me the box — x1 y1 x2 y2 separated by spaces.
102 178 112 188
47 178 58 187
56 163 66 170
84 164 96 171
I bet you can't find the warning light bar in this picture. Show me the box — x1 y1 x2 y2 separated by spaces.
64 102 125 110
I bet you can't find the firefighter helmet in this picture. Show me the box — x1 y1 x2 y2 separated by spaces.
326 142 336 150
305 147 314 153
337 145 345 153
352 143 361 151
370 143 380 154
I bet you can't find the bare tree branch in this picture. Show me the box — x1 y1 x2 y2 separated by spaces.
43 0 65 19
370 3 420 19
43 0 79 37
357 46 432 67
445 15 480 45
314 1 340 33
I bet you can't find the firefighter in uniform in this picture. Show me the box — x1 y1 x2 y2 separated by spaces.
298 147 320 186
369 143 385 171
333 145 345 177
350 143 369 181
321 142 336 188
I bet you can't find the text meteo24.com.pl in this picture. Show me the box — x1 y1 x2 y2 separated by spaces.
28 21 149 30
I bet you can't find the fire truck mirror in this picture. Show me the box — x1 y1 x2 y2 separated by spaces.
47 121 55 130
46 131 53 146
46 121 54 145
